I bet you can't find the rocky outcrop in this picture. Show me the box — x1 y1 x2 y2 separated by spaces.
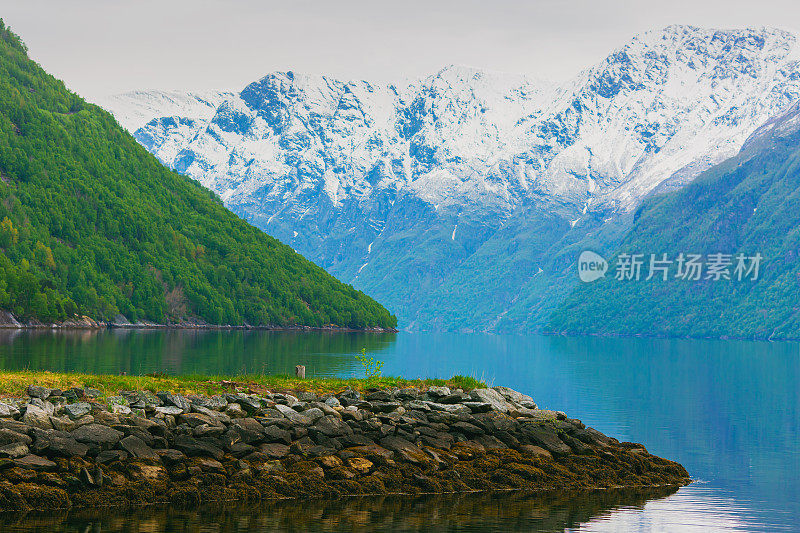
0 384 690 511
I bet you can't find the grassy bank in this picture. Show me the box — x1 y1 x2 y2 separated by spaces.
0 370 485 399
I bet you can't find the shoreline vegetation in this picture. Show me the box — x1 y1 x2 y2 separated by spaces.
0 310 398 332
0 371 690 512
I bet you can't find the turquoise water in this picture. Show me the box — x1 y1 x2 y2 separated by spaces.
0 330 797 532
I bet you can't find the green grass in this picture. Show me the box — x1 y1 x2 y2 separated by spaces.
0 370 486 399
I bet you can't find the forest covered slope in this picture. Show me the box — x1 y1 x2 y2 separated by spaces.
0 22 396 329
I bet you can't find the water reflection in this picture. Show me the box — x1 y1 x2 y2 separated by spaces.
0 331 797 530
0 487 680 533
0 329 396 376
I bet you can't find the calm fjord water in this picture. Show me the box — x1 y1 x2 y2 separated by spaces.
0 330 797 532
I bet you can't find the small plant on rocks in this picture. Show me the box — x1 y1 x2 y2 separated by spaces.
355 348 384 379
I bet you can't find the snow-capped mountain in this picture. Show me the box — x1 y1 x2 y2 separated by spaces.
99 25 800 331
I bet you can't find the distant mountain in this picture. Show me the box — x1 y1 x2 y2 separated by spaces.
0 21 396 329
549 99 800 339
101 25 800 331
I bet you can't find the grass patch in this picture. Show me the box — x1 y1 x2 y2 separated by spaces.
0 371 486 399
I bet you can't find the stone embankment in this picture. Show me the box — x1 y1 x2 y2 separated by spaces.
0 384 690 511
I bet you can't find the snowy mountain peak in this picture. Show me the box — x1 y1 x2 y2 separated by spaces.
100 26 800 330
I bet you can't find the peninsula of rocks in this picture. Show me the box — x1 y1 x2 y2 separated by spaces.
0 383 690 511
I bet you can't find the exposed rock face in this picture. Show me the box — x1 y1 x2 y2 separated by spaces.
0 384 690 511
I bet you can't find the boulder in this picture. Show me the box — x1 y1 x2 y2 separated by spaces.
14 454 56 471
71 423 124 449
518 423 572 456
22 404 53 430
311 416 353 438
172 435 224 460
63 402 92 420
469 388 515 414
0 442 29 458
274 404 312 426
119 435 158 460
0 402 19 418
259 443 290 458
0 429 31 446
26 385 51 400
156 392 191 412
379 436 429 465
50 435 91 457
492 386 538 409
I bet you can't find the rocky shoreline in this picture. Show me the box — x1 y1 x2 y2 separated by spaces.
0 384 690 511
0 311 396 332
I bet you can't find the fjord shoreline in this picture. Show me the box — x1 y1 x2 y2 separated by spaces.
0 372 690 512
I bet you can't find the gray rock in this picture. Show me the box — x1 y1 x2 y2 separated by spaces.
369 401 404 413
224 403 246 418
207 395 228 410
63 402 93 420
172 435 224 459
462 402 493 413
0 428 31 446
119 435 158 459
275 404 312 425
192 424 225 439
405 400 431 411
178 412 223 428
14 454 56 471
26 385 51 400
259 443 290 458
311 416 354 438
297 391 317 402
111 404 132 415
236 396 263 414
156 392 191 412
424 402 471 416
395 388 419 401
0 402 19 418
47 436 90 457
365 390 392 402
492 386 538 409
262 425 291 445
71 423 124 449
426 386 451 398
439 393 470 404
518 423 572 456
22 404 53 430
154 406 184 416
324 396 341 408
303 407 325 423
0 442 29 458
469 388 515 414
229 418 266 443
452 421 484 436
96 449 128 464
49 415 77 432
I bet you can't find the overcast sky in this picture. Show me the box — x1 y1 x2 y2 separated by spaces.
2 0 800 101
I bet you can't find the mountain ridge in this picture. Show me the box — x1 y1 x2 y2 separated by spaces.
100 24 800 331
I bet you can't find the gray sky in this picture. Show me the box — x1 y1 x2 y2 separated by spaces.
2 0 800 101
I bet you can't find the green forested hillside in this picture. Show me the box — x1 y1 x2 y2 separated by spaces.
0 22 396 329
549 103 800 339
